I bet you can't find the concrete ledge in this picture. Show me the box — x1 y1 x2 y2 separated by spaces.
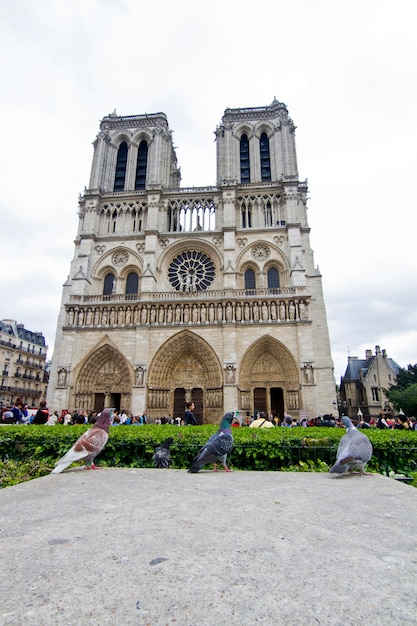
1 470 416 625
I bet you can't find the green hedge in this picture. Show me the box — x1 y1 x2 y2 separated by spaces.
1 424 416 487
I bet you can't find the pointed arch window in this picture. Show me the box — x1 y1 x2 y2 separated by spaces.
267 267 280 294
240 134 250 183
135 140 148 190
103 273 115 296
245 268 256 294
260 132 271 182
114 142 128 191
126 272 139 297
242 201 252 228
132 208 143 232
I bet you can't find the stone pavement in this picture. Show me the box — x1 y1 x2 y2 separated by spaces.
0 469 416 626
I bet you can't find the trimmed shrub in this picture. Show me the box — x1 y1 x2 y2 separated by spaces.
0 425 416 486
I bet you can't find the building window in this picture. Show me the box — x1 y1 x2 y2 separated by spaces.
114 142 128 191
126 272 139 296
135 140 148 190
244 268 256 293
168 251 215 292
371 387 379 401
103 273 115 296
240 134 250 183
260 132 271 182
132 208 143 232
267 267 280 293
241 202 252 228
264 200 273 226
111 209 117 233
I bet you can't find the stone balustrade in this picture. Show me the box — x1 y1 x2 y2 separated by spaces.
64 296 310 328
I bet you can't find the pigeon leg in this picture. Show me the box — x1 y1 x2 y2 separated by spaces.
212 463 233 472
86 463 102 470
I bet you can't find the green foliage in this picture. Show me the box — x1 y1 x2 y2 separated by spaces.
393 364 417 389
0 459 51 488
388 383 417 416
0 424 416 486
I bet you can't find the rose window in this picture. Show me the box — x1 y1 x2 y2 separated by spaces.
168 251 215 292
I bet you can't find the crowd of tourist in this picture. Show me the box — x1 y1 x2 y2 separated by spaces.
1 399 416 431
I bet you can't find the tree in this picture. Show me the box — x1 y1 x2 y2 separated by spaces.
388 384 417 416
394 364 417 390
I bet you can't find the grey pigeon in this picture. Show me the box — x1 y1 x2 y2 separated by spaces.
188 412 234 473
153 437 174 468
330 416 373 475
51 409 111 474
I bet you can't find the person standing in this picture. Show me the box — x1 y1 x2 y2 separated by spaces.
184 401 197 425
11 398 24 424
249 411 274 428
33 401 49 424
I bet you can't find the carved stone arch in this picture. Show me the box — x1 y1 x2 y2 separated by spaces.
236 241 289 274
92 247 135 279
71 335 134 412
254 122 274 139
95 263 116 281
148 330 223 422
157 240 223 292
148 330 222 389
234 123 254 141
131 129 153 147
110 132 131 148
119 261 143 281
240 335 299 391
238 261 260 289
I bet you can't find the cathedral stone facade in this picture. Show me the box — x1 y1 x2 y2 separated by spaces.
47 98 336 423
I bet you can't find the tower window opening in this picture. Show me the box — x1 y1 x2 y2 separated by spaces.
241 202 252 228
114 142 128 191
135 140 148 190
240 134 250 183
260 132 271 182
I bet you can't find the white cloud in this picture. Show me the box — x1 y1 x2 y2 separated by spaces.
1 0 416 380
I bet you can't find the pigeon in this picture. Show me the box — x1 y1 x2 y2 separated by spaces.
153 437 174 468
188 412 234 473
330 416 373 475
51 409 111 474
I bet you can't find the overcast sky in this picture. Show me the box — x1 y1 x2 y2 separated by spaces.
1 0 416 382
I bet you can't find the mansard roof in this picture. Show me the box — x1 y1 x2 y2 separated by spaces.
0 319 46 346
342 355 401 382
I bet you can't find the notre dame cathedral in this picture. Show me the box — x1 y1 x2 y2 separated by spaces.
47 98 335 423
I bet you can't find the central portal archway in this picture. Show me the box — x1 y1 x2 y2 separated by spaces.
147 330 223 423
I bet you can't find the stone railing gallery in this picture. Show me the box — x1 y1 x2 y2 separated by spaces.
66 288 310 328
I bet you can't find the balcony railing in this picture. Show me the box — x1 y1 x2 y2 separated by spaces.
69 286 307 305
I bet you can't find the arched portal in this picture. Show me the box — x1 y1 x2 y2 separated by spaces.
239 335 300 420
147 330 223 423
72 337 133 413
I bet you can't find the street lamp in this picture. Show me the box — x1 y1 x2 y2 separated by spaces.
357 408 363 420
